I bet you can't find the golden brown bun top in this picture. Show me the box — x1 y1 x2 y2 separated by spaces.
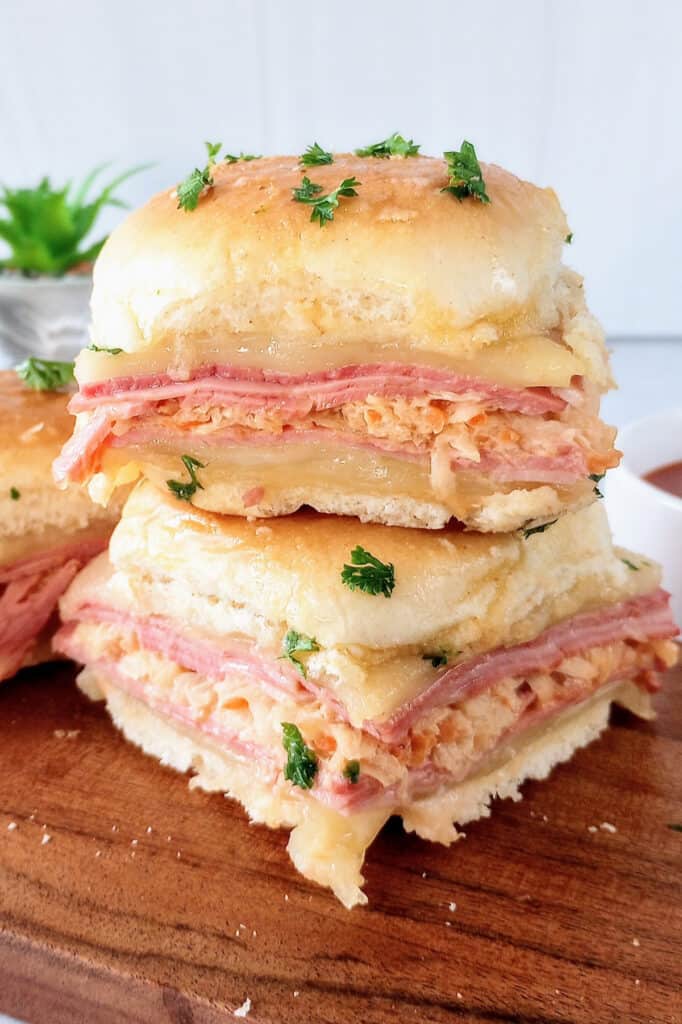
0 372 121 550
95 481 659 652
81 154 609 387
0 371 74 481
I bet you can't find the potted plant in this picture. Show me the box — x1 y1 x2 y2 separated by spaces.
0 165 148 362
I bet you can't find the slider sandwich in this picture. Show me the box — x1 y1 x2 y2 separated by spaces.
0 367 119 682
55 150 619 531
55 481 679 907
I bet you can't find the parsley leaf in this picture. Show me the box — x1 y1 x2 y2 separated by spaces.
9 487 20 501
442 141 490 203
341 545 395 598
16 357 74 391
589 471 606 498
166 455 205 502
177 141 222 211
292 176 323 201
565 232 574 244
621 558 640 572
422 650 449 669
355 132 420 158
292 176 360 227
87 343 123 355
668 824 682 833
300 143 334 167
281 723 318 789
521 519 558 540
279 629 320 678
223 152 261 164
343 760 360 784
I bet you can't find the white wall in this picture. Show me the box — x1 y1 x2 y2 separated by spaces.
2 0 681 335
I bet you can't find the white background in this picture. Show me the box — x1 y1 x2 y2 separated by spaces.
2 0 681 337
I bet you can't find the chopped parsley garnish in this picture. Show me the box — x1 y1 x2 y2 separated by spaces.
589 472 606 498
621 558 640 572
223 152 261 164
279 629 320 678
292 175 360 227
355 132 420 158
341 545 395 598
343 760 361 784
442 141 490 203
16 357 75 391
422 650 449 669
87 343 123 355
565 232 574 244
292 176 323 201
281 723 318 789
300 143 334 167
177 141 222 211
521 519 558 540
668 824 682 833
9 487 20 501
166 455 205 502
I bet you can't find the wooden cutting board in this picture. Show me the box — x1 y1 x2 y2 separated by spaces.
0 663 680 1024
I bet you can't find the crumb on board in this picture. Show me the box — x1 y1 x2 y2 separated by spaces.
146 826 153 834
53 729 80 739
587 825 598 833
131 839 138 846
7 822 17 832
111 825 118 832
445 921 452 928
632 937 640 947
448 901 457 912
421 871 427 878
600 821 617 833
233 997 251 1018
635 979 641 986
41 834 51 845
457 993 463 1000
95 850 102 857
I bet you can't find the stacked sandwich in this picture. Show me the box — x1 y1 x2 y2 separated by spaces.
53 143 679 907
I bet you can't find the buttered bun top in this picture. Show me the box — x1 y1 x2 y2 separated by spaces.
78 151 610 390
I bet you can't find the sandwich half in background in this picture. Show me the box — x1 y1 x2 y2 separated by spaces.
0 368 120 682
55 153 620 532
55 481 679 907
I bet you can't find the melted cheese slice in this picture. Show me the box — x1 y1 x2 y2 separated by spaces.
76 333 586 389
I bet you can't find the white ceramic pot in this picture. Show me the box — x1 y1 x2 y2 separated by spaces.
0 272 92 363
604 409 682 626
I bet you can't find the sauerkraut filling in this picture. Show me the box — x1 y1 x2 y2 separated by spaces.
56 617 677 815
109 385 618 483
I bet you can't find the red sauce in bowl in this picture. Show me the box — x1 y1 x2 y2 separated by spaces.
644 460 682 499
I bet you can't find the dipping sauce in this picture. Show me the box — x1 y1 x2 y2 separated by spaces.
644 460 682 499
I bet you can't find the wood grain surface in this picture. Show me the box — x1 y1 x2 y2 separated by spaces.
0 662 680 1024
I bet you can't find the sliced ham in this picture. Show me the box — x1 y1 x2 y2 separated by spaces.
372 589 678 744
57 588 677 749
55 362 588 487
54 606 315 707
71 363 572 416
0 536 109 681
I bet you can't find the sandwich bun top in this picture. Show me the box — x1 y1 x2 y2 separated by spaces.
90 480 659 653
81 154 609 387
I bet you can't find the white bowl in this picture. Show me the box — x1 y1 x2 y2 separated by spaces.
605 409 682 625
0 273 92 363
